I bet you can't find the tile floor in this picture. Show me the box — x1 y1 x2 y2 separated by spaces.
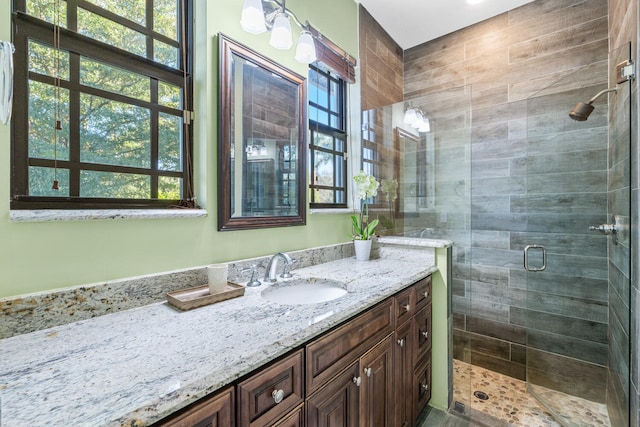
449 360 611 427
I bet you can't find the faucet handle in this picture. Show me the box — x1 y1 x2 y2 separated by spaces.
280 258 296 279
241 264 262 287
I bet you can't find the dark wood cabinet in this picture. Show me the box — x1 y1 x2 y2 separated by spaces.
394 276 433 427
158 386 234 427
273 403 305 427
413 305 432 368
306 361 361 427
360 335 394 427
393 319 413 427
237 349 304 427
412 361 432 422
305 299 394 395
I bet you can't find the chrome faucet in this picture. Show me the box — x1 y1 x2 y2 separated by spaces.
263 252 295 283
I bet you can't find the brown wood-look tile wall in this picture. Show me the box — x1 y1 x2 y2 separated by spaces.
359 5 403 111
403 0 612 404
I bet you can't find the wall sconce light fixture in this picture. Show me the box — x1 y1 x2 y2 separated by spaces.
240 0 317 63
404 107 431 133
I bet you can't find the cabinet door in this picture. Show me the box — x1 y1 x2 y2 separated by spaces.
393 320 413 427
158 386 234 427
306 299 394 394
413 304 432 368
306 361 360 427
273 403 305 427
237 349 304 427
360 335 393 427
412 361 432 422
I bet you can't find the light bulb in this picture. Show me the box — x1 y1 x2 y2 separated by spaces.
411 111 423 128
403 108 417 125
240 0 267 34
270 13 293 50
295 31 317 63
418 118 431 133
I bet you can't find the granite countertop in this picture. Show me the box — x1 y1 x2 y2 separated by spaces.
0 244 438 427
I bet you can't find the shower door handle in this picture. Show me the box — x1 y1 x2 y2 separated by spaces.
524 245 546 272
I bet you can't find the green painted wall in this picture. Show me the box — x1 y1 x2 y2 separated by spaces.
431 247 451 411
0 0 358 299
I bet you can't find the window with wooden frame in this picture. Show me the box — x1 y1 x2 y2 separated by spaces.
11 0 194 209
308 65 347 208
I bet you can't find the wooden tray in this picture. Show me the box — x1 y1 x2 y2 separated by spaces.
167 282 245 311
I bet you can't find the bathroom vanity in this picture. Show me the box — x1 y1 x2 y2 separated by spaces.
0 238 450 426
159 276 432 427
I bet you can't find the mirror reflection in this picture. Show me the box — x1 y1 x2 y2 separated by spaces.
218 34 306 230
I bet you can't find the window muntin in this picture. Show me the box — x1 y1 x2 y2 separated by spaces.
308 66 347 208
12 0 192 209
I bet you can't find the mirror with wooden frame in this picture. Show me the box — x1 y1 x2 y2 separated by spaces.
218 34 307 231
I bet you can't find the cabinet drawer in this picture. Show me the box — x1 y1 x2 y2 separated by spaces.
414 276 432 311
394 286 414 326
237 349 304 427
158 386 234 427
306 299 394 394
413 361 432 421
413 304 432 367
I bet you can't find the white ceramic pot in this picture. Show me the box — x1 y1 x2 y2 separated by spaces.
354 239 373 261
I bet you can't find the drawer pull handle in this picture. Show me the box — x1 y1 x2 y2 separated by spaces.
364 367 372 377
397 338 405 347
422 384 429 392
421 331 429 339
424 291 429 299
404 304 411 312
272 389 285 404
353 376 362 386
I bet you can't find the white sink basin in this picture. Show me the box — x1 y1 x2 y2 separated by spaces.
261 278 348 305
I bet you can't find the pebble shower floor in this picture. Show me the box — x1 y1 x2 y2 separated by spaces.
453 360 610 426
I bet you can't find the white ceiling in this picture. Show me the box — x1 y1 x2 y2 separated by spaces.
355 0 537 50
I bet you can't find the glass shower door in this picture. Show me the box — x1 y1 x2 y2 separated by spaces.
523 44 632 426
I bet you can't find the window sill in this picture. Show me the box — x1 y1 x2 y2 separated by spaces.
310 208 353 215
9 209 208 223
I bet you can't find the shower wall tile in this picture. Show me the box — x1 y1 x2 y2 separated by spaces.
524 126 608 156
523 212 607 234
467 315 526 345
358 6 403 111
471 350 526 381
508 0 608 41
527 348 608 402
525 291 608 323
469 333 511 361
471 196 510 214
471 159 510 179
608 370 630 427
511 344 527 365
470 264 510 287
511 193 608 214
471 230 511 250
510 307 608 344
510 269 608 302
527 329 607 366
510 231 606 258
509 17 608 64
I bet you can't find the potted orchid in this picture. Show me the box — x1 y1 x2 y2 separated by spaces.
351 170 380 260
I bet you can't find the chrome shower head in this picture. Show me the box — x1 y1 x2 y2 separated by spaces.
569 87 617 121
